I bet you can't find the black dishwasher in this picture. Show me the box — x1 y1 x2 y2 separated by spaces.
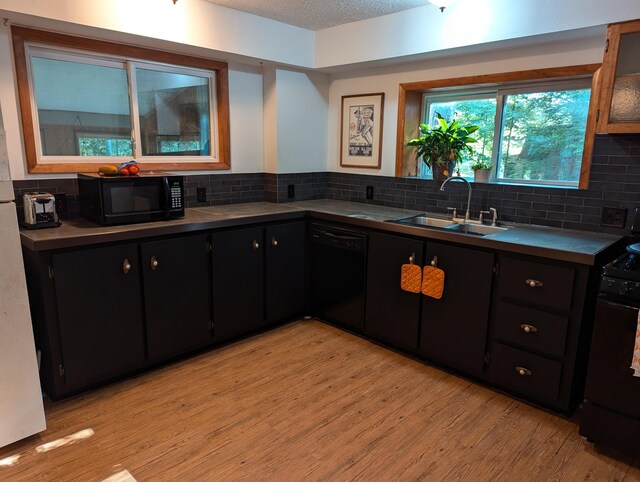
310 223 367 332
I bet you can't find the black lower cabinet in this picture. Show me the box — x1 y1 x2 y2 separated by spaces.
487 254 592 413
365 232 424 353
212 226 265 341
141 234 212 361
52 243 145 387
265 222 306 323
420 242 494 375
23 214 607 410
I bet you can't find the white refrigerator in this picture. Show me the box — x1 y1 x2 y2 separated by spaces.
0 110 46 448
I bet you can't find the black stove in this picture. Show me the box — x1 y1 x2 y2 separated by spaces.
580 211 640 458
601 242 640 302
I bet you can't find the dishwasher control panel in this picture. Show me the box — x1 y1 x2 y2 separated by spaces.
310 224 367 253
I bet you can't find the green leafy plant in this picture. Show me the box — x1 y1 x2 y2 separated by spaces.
470 159 493 171
407 113 479 171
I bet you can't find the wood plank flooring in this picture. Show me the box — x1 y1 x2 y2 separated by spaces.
1 320 638 481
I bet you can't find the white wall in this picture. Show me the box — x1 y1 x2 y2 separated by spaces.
0 0 638 180
0 0 315 68
316 0 640 69
227 63 264 174
275 69 328 173
327 35 605 177
262 66 278 174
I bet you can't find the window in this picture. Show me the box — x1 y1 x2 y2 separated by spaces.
12 27 230 173
421 94 497 178
421 80 591 186
396 65 600 189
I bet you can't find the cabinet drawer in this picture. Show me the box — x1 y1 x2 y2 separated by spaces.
494 302 569 358
491 343 562 401
499 258 575 311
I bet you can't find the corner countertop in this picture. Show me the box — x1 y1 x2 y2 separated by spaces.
20 199 624 265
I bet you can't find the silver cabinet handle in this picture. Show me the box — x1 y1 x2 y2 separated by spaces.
151 256 159 270
123 258 131 274
520 324 538 333
430 256 438 267
409 252 415 263
252 240 260 251
525 279 543 288
271 237 278 248
515 366 532 376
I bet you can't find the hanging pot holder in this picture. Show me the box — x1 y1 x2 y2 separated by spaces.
422 256 445 299
400 254 422 293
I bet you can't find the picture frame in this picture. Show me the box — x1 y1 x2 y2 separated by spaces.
340 92 384 169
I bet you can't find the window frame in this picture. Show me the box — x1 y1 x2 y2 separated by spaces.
421 78 593 187
396 64 601 189
12 26 230 174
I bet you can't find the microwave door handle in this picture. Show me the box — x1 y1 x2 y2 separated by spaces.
163 177 171 217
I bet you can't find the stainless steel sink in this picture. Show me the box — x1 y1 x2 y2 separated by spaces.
392 214 509 236
446 223 508 235
410 216 458 228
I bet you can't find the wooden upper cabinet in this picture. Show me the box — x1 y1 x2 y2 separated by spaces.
597 19 640 133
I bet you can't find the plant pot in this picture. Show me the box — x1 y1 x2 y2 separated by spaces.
432 162 454 182
474 169 492 183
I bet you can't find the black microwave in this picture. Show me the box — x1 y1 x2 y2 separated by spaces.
78 173 184 226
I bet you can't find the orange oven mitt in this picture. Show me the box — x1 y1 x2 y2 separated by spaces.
422 259 445 299
400 257 422 293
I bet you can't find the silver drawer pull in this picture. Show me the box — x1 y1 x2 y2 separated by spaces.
151 256 159 270
271 237 278 248
409 252 415 263
520 324 538 333
123 258 131 274
252 240 260 251
515 366 532 376
525 279 543 288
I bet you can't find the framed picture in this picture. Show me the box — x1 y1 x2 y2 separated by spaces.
340 93 384 169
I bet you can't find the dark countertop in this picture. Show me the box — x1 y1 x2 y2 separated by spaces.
20 199 624 265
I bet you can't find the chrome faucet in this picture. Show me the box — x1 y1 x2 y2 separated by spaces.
440 176 472 223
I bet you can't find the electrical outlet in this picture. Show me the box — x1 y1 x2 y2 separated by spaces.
196 187 207 203
601 207 627 228
53 193 67 214
366 185 374 200
287 184 295 199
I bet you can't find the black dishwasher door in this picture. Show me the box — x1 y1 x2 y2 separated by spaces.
310 224 367 332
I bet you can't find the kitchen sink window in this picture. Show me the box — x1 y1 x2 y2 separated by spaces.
420 79 592 187
12 27 230 173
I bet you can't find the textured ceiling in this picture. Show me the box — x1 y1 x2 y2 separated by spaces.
203 0 428 31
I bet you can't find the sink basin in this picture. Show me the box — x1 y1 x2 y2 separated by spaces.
392 215 509 236
404 216 458 228
446 223 508 236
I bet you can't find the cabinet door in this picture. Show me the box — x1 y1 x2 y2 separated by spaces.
52 243 145 386
265 221 306 323
212 226 264 340
420 242 494 375
598 20 640 133
366 232 424 353
141 234 211 361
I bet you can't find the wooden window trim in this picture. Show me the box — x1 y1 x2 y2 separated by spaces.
11 26 231 174
395 64 601 189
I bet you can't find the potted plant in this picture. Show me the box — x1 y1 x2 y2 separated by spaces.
407 113 479 181
471 159 493 183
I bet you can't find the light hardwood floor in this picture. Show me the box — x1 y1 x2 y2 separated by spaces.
1 320 638 481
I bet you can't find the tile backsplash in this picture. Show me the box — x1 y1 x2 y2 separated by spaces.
11 134 640 235
326 134 640 236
